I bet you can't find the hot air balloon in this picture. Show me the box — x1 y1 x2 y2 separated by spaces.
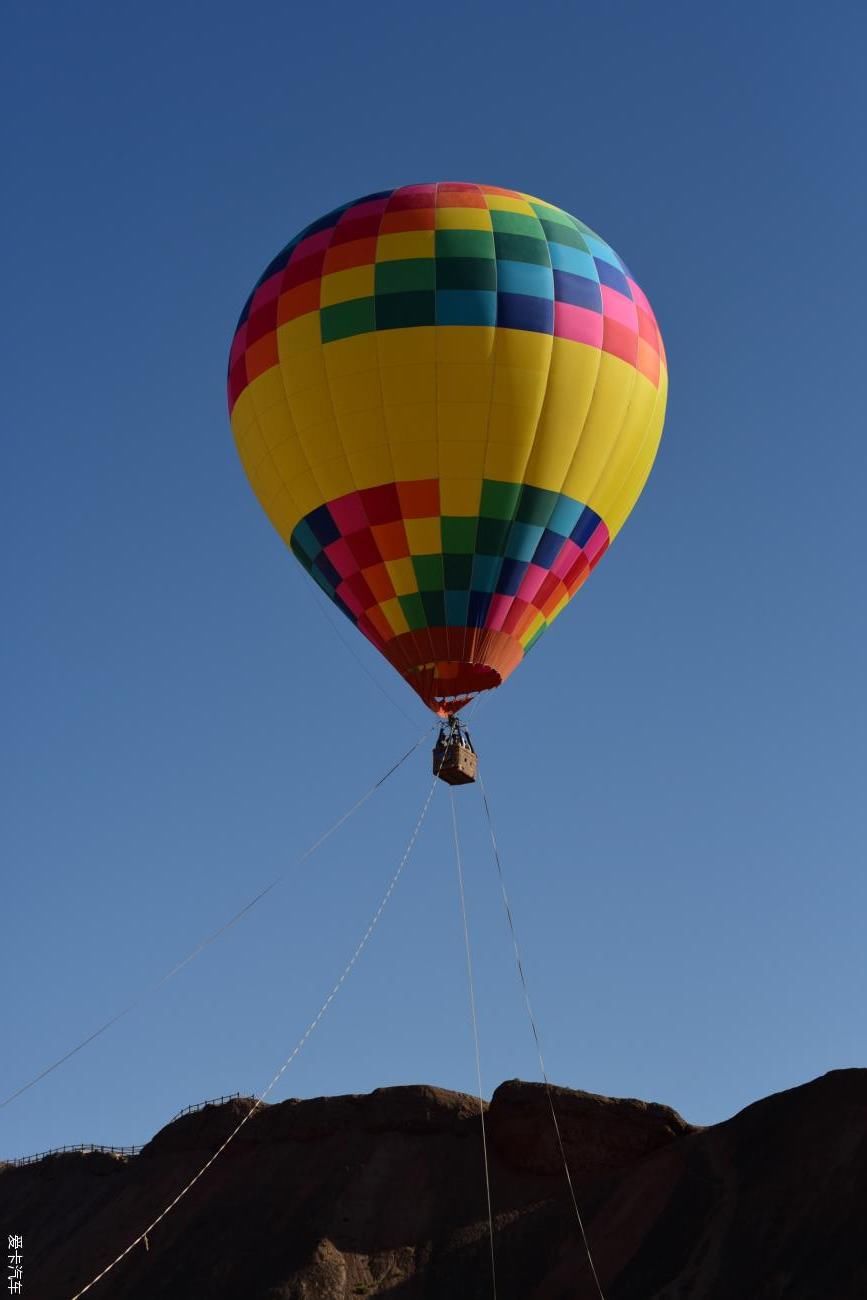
228 183 667 733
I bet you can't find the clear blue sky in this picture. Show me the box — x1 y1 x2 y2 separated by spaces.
3 2 865 1160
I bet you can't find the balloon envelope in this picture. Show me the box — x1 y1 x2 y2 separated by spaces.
228 183 667 714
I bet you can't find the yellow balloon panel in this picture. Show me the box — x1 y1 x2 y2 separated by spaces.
228 182 667 713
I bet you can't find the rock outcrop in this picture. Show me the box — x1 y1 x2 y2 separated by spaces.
3 1070 866 1298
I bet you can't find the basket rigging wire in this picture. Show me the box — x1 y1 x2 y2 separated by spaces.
69 766 441 1299
477 768 607 1300
1 727 433 1111
450 786 498 1300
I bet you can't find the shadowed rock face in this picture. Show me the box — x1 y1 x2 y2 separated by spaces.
3 1070 866 1299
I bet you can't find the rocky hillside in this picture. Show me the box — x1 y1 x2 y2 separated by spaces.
3 1069 866 1298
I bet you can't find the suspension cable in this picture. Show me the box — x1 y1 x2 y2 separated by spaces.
70 769 440 1299
476 771 606 1300
1 728 433 1111
449 788 498 1300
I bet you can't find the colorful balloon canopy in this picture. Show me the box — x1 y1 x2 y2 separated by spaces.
228 182 667 714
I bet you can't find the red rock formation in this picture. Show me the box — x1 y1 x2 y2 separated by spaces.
2 1070 866 1298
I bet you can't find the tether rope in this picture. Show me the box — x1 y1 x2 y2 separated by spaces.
477 771 606 1300
450 788 498 1300
70 769 440 1299
1 729 433 1111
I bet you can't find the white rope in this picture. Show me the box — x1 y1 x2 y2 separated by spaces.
2 729 433 1110
70 770 440 1298
450 788 498 1300
477 771 606 1300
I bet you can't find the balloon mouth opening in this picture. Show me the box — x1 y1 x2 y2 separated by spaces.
404 661 502 716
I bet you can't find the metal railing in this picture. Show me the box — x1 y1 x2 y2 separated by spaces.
4 1092 255 1168
169 1092 248 1122
6 1144 142 1167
